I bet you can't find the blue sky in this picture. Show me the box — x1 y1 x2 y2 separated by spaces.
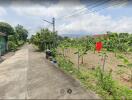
0 0 132 37
101 6 132 19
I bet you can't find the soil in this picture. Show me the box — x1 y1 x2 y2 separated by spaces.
58 48 132 88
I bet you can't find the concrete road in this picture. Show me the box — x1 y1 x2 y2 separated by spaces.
0 44 100 99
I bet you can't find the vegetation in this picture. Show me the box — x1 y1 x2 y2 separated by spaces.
55 32 132 99
56 56 132 99
30 28 132 99
0 22 28 51
117 54 132 85
0 22 14 35
30 28 58 51
8 24 28 51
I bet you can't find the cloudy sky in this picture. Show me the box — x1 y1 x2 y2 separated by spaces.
0 0 132 37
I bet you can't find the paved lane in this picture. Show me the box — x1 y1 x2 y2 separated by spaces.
0 44 100 99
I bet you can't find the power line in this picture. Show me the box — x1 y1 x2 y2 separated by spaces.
56 0 97 20
58 1 126 33
77 0 127 17
56 0 111 30
40 0 127 34
56 0 110 21
57 0 127 21
64 0 110 18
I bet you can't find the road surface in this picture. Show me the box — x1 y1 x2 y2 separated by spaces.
0 44 100 99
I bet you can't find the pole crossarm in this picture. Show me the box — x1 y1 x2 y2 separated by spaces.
42 18 55 33
42 19 53 24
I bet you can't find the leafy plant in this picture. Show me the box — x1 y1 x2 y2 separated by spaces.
7 24 28 51
8 41 18 51
30 28 58 51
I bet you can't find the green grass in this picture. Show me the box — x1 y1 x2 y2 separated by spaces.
56 55 132 99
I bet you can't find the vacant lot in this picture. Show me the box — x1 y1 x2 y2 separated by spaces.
58 48 132 88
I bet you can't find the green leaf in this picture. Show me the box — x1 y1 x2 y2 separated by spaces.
127 63 132 67
123 58 129 64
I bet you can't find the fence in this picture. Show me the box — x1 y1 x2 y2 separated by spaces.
0 36 6 56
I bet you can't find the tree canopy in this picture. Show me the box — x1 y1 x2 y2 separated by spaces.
30 28 58 50
15 24 28 41
0 22 14 35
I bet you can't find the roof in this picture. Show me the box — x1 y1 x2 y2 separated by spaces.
0 32 6 36
93 34 108 38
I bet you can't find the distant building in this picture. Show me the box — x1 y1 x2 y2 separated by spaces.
0 32 7 56
92 34 109 39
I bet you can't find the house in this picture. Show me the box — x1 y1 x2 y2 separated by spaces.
92 34 109 39
0 32 7 56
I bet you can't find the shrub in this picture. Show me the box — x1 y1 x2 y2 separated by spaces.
96 67 115 95
95 67 132 99
8 41 18 51
56 56 77 74
18 40 24 46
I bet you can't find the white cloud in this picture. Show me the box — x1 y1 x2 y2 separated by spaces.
10 0 84 18
9 0 132 35
57 13 132 35
11 6 65 18
0 7 7 16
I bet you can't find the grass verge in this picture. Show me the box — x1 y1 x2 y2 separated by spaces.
56 55 132 99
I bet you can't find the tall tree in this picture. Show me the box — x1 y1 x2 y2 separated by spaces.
0 22 14 35
15 24 28 42
31 28 58 51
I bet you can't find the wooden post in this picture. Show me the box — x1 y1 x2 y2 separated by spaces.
78 49 80 72
102 54 107 72
81 56 83 64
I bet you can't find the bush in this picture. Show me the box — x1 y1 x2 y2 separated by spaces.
50 48 57 57
8 41 18 51
18 40 24 46
96 67 115 94
56 56 77 74
95 67 132 99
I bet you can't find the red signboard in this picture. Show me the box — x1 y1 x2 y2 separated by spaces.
96 42 103 52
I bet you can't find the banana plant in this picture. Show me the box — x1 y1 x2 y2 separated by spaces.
58 39 71 57
99 51 108 72
74 40 82 72
74 38 90 72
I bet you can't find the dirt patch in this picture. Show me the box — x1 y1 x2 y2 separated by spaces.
58 48 132 88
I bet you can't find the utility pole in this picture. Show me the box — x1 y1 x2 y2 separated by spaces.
42 17 56 49
53 17 55 33
42 17 55 33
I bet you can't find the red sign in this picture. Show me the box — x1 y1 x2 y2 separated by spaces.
96 42 103 52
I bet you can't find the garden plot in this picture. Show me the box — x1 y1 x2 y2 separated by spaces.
59 48 132 88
